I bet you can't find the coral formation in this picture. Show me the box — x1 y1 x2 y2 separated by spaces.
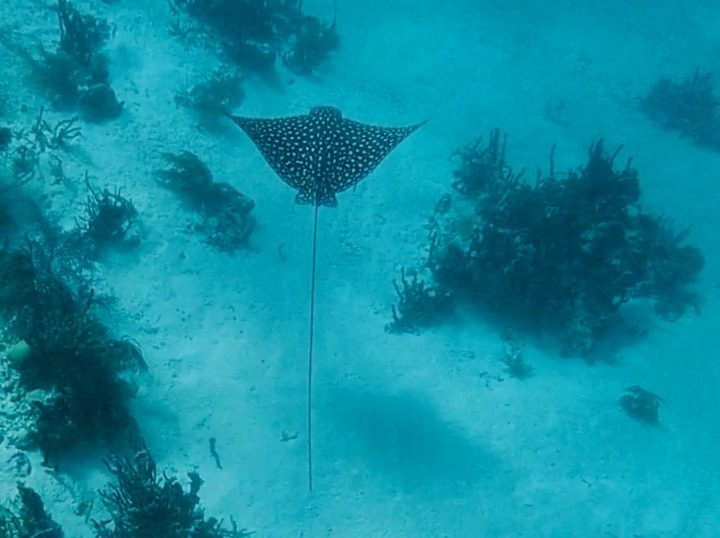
94 449 252 538
0 484 64 538
451 128 517 196
170 0 338 76
9 1 122 120
201 182 256 251
0 127 12 152
641 69 720 151
57 0 112 68
386 267 452 334
155 151 255 251
175 67 245 128
154 150 214 202
0 239 144 461
500 338 533 379
20 46 84 110
1 109 81 185
29 112 82 152
428 133 703 355
77 83 124 122
77 181 141 254
619 385 663 424
282 14 339 75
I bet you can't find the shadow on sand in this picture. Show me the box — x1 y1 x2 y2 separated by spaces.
319 385 510 494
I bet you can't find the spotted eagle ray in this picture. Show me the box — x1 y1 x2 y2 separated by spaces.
228 106 423 490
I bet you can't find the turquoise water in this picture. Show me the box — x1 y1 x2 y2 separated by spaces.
0 1 718 536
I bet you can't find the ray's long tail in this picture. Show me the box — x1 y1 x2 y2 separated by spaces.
307 203 319 491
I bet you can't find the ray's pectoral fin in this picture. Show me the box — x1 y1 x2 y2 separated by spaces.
329 120 426 195
228 113 311 191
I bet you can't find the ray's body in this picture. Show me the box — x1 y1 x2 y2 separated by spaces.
228 106 423 490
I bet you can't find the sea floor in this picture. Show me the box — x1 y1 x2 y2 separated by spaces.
1 0 720 536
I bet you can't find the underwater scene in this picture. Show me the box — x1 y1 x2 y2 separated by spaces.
0 0 719 536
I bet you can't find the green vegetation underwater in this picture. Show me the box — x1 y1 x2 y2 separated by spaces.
0 0 719 536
